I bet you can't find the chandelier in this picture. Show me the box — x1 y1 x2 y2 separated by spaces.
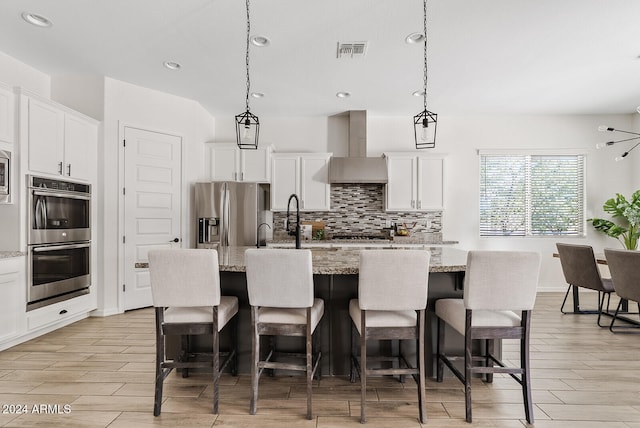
597 126 640 161
413 0 437 149
235 0 259 150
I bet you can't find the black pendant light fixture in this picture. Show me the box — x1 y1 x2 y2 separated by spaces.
235 0 259 150
414 0 437 149
597 126 640 161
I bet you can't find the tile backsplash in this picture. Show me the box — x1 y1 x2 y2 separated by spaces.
272 184 442 239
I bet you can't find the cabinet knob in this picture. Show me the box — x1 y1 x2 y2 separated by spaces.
58 162 63 175
67 164 71 176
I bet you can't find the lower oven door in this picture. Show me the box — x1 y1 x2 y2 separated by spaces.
28 242 90 310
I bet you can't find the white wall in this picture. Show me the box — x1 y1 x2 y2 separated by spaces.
215 113 636 291
99 77 215 315
0 51 50 97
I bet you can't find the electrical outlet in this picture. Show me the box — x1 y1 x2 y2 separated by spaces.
385 220 391 228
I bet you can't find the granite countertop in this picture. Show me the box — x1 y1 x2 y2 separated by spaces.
0 251 26 259
136 246 467 275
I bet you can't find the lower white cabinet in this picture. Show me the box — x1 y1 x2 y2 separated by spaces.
0 256 25 344
271 153 331 211
27 292 95 332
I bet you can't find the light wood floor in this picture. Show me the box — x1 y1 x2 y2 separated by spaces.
1 292 639 427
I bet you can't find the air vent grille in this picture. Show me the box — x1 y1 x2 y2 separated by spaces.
337 41 368 58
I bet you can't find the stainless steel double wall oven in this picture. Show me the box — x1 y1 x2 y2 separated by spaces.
27 175 91 310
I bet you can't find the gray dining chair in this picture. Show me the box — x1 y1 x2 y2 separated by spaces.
435 250 540 424
556 243 615 326
148 248 238 416
603 248 640 333
349 249 430 424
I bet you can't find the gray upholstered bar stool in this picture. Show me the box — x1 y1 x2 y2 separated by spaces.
603 248 640 332
556 243 614 326
148 249 238 416
435 250 540 424
244 248 324 420
349 249 430 424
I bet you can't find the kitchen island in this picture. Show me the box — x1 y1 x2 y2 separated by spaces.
148 246 469 377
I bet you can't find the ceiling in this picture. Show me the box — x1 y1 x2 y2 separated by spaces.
0 0 639 117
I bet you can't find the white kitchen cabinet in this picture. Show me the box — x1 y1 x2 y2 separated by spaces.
271 153 331 211
26 95 97 182
385 153 445 211
0 256 26 345
209 143 272 182
0 83 14 144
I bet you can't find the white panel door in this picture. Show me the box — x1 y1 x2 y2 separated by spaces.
300 154 330 211
271 155 299 211
417 157 444 210
28 98 65 176
385 155 416 211
123 127 182 310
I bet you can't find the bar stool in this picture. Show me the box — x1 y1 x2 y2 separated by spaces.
435 250 540 424
148 248 238 416
349 249 430 424
244 248 324 420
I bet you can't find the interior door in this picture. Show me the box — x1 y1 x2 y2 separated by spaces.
123 127 182 311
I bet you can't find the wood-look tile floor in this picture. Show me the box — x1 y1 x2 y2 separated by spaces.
1 292 640 427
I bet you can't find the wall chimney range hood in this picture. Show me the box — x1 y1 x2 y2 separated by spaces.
329 110 388 184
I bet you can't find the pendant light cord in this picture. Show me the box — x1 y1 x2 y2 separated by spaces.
422 0 428 112
244 0 251 112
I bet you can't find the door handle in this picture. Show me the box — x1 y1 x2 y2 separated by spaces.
170 238 180 243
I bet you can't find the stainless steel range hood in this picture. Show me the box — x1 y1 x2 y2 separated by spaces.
329 110 388 184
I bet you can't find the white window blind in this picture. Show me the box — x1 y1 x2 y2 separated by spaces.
480 154 585 237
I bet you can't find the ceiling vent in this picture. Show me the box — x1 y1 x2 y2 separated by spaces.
336 41 368 58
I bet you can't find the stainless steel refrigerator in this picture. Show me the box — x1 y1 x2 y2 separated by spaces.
194 181 271 248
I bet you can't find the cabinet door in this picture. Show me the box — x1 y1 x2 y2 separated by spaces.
417 157 444 210
385 155 416 211
300 154 330 211
241 146 271 182
0 257 25 344
271 155 299 211
0 85 13 144
210 144 239 181
64 114 96 181
28 98 65 176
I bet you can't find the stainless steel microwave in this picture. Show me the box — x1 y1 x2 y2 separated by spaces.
0 150 9 203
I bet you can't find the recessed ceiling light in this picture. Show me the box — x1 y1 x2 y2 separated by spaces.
251 92 265 98
21 12 52 28
405 32 425 44
163 61 182 70
412 90 425 97
251 36 270 47
336 92 351 98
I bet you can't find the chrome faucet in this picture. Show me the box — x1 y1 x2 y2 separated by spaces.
286 194 301 249
256 222 271 248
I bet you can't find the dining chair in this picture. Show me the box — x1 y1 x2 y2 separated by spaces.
603 248 640 333
556 243 615 326
244 248 324 420
435 250 541 424
148 249 238 416
349 249 430 424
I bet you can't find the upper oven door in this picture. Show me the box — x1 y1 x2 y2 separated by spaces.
29 188 91 245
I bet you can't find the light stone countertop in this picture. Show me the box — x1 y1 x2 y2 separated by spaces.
136 246 467 275
0 251 26 259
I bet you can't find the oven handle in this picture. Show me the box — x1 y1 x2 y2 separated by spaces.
32 190 91 200
32 242 91 252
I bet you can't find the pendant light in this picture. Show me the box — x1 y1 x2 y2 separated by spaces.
413 0 437 149
235 0 259 150
596 126 640 161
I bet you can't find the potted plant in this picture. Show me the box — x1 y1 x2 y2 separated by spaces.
589 190 640 250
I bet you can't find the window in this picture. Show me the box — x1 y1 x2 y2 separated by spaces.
479 153 585 237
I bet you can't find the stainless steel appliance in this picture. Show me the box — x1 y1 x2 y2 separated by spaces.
0 150 9 203
27 175 91 310
195 181 271 248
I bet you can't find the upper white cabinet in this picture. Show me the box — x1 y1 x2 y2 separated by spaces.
385 153 445 211
25 95 97 182
209 143 272 183
271 153 331 211
0 83 14 144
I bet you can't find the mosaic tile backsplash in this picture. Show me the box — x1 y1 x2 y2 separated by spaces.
272 184 442 239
